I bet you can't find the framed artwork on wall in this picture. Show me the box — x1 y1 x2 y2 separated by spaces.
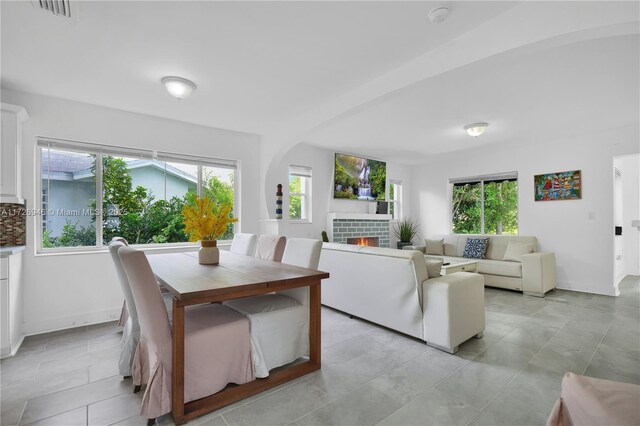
534 170 582 201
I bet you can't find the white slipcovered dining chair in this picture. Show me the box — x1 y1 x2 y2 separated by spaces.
116 245 255 420
109 238 173 390
114 237 172 329
112 237 131 328
230 233 258 256
255 234 286 262
223 238 322 378
108 240 139 378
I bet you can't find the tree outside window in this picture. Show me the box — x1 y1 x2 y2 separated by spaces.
289 165 312 221
202 166 236 240
452 182 482 234
451 178 517 235
483 180 518 234
39 141 238 250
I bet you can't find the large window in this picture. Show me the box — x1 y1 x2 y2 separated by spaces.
389 180 403 220
450 173 518 235
289 165 312 222
38 138 238 252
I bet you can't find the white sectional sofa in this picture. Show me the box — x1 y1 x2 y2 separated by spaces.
406 234 556 297
319 243 485 354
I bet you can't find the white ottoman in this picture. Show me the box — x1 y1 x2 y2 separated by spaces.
422 272 485 354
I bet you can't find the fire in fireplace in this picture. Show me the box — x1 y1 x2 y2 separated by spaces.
346 237 380 247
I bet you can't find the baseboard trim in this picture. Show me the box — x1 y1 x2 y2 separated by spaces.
22 307 122 336
0 334 25 359
556 280 616 297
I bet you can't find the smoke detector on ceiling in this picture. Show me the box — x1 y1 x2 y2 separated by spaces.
32 0 73 18
428 6 450 24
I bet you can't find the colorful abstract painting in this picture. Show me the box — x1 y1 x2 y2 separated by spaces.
535 170 582 201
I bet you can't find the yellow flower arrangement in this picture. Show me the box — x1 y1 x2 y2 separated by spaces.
182 196 238 242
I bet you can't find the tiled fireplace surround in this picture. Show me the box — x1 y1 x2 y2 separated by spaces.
328 213 391 248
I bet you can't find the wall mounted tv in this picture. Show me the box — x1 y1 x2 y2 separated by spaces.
333 153 386 201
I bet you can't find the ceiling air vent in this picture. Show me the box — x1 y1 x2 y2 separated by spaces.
35 0 72 18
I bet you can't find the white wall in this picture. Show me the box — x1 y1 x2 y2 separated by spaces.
2 89 261 335
410 125 639 296
614 154 640 279
268 143 412 245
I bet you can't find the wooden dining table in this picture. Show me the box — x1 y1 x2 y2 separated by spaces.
147 250 329 425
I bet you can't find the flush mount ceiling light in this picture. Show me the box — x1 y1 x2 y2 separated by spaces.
464 122 489 137
428 6 450 24
161 76 196 99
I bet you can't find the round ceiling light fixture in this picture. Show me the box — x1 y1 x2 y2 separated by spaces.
464 122 489 137
428 6 450 24
161 76 196 99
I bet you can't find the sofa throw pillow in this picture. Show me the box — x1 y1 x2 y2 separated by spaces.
425 258 443 278
425 238 444 255
502 241 535 262
463 237 489 259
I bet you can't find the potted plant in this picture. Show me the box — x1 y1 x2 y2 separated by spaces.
394 218 419 250
182 196 238 264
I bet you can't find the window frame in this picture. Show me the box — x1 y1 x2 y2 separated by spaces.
41 186 49 232
36 137 240 254
449 172 519 235
389 180 403 221
288 164 312 223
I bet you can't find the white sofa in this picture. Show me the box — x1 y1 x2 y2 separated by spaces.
406 234 556 297
319 243 485 354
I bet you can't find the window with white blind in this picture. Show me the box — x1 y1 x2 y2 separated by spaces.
450 172 518 235
37 137 239 252
389 180 403 220
289 165 312 222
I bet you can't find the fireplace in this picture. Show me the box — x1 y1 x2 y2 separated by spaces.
327 213 391 248
346 236 379 247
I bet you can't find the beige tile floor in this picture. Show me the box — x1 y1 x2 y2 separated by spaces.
1 276 638 426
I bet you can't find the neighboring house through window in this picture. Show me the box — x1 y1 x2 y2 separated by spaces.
450 172 518 235
389 180 402 220
289 165 312 222
38 138 238 252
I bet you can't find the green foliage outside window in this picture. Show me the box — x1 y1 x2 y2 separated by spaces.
203 171 235 240
45 156 236 247
111 196 189 244
43 221 96 248
289 176 302 219
484 181 518 234
99 156 149 218
203 173 234 206
452 180 517 235
452 183 482 234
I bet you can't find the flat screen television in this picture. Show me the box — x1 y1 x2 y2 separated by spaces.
333 153 386 201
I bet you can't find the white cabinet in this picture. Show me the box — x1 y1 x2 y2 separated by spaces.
1 103 28 203
1 250 24 358
1 103 27 357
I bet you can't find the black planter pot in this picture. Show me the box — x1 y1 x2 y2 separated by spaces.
397 242 413 250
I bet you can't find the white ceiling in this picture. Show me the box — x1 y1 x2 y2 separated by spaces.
305 34 640 164
2 1 637 164
0 0 516 135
